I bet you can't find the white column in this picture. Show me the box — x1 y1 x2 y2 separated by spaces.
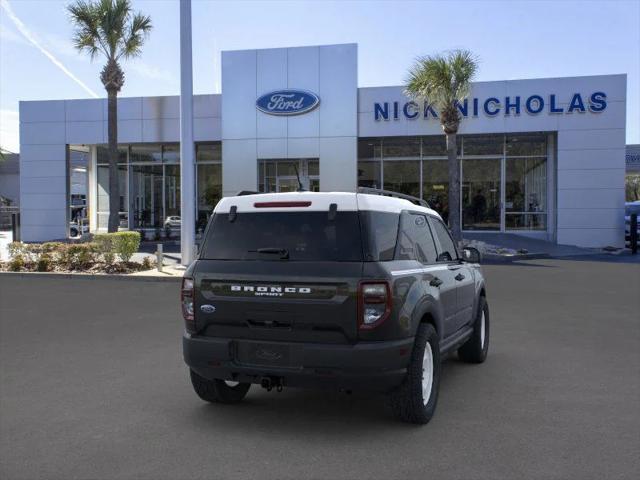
179 0 195 265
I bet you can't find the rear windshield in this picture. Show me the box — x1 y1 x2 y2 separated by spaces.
201 211 363 261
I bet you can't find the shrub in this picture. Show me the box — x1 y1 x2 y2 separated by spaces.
36 253 52 272
112 231 140 263
94 233 115 264
41 242 64 254
57 243 98 270
8 254 25 271
141 256 153 270
8 242 26 259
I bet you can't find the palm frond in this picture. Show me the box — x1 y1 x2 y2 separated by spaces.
118 12 152 60
67 0 107 59
67 0 153 71
405 49 478 114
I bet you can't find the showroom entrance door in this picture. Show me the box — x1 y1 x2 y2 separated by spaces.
461 155 548 232
461 158 502 231
258 159 320 193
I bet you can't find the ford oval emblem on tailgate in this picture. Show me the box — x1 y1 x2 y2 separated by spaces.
200 304 216 314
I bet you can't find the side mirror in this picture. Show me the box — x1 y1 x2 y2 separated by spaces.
462 247 481 263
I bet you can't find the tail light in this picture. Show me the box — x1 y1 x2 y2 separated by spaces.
181 277 196 332
358 281 392 330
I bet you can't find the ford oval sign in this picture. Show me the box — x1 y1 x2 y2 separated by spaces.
256 90 320 116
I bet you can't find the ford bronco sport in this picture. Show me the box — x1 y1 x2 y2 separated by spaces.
182 189 489 424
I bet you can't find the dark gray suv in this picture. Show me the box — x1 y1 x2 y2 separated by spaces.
182 190 489 424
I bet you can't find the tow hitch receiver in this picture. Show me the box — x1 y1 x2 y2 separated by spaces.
260 376 284 392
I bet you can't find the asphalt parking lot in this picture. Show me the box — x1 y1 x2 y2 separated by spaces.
1 258 639 479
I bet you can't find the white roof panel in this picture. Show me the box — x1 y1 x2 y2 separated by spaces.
214 191 441 219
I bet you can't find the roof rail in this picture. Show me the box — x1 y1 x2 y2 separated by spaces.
357 187 430 208
235 190 259 196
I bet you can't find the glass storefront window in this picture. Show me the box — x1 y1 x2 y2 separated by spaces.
93 135 550 234
384 160 420 198
164 164 181 221
257 159 318 193
506 133 547 156
461 158 501 230
197 163 222 232
358 138 381 160
97 164 128 229
463 134 503 156
163 144 180 163
358 161 381 189
130 144 162 163
131 164 163 228
421 136 448 156
382 137 420 159
505 157 547 230
197 143 222 162
505 213 547 230
97 145 127 164
422 159 449 222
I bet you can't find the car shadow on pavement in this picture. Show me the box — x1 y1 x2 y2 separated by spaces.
181 354 481 434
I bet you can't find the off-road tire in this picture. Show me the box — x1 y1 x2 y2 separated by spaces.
458 296 489 363
189 369 251 404
389 323 440 424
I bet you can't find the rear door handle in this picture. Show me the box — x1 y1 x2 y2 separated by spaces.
454 273 465 281
429 277 443 287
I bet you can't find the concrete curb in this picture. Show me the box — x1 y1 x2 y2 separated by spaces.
0 271 182 282
481 252 551 264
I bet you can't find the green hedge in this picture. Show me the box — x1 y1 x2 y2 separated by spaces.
111 232 140 262
5 231 141 268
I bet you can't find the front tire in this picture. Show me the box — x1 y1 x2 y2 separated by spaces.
458 296 489 363
189 370 251 404
389 323 441 424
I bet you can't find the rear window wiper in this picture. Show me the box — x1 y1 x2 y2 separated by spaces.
248 247 290 259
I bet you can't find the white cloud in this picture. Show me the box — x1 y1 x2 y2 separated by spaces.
0 110 19 153
0 0 99 98
128 61 178 85
0 22 29 47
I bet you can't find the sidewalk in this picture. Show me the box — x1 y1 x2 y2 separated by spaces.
464 232 601 257
463 232 640 263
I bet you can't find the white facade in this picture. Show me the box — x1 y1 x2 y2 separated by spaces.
221 44 358 195
19 43 627 247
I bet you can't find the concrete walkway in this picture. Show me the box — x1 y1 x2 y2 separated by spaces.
464 232 603 257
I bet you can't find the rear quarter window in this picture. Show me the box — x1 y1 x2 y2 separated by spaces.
359 211 400 261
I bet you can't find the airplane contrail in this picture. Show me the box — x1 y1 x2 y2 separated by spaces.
1 0 100 98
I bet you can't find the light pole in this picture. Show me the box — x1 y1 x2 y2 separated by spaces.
179 0 195 266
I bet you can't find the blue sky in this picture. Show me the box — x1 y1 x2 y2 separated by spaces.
1 0 638 152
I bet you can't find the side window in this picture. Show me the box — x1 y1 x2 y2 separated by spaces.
395 213 438 264
359 211 400 261
429 217 458 262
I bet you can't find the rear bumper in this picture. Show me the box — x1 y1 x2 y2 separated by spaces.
183 334 414 392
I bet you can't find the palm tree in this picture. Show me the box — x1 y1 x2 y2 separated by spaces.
68 0 152 232
405 50 478 243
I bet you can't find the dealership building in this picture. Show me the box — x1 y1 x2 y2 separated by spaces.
19 43 627 247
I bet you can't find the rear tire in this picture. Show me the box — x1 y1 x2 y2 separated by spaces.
189 370 251 404
389 323 440 424
458 296 489 363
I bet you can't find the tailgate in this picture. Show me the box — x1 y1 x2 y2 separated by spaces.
193 260 363 344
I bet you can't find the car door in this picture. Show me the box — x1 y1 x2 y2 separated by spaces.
397 212 459 338
427 216 472 335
